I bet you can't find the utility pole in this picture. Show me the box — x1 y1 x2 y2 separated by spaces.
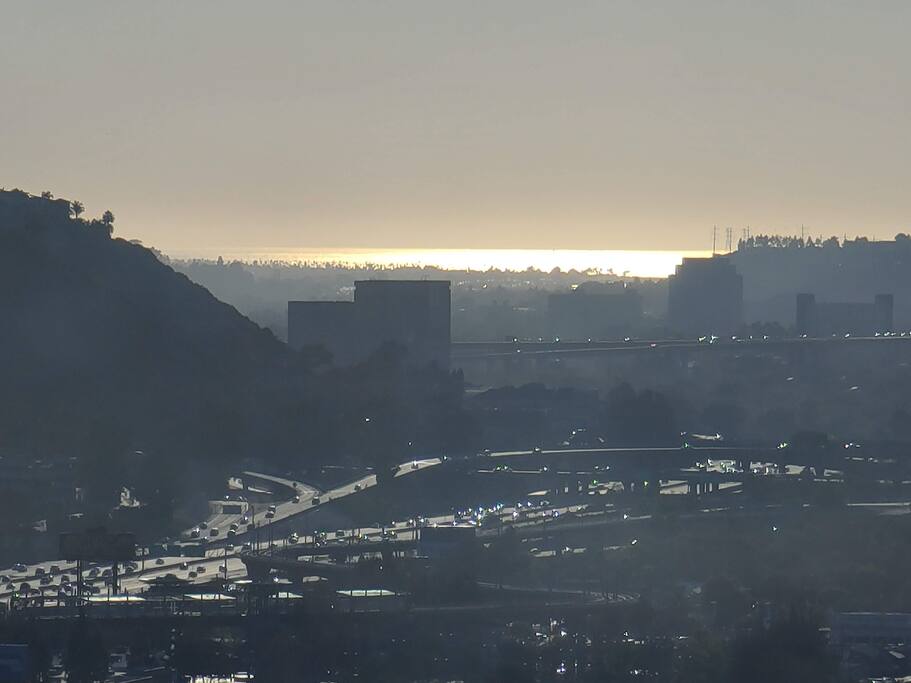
76 559 85 619
712 225 717 255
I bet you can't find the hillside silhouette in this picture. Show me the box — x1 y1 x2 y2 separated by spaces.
0 189 468 522
0 189 302 457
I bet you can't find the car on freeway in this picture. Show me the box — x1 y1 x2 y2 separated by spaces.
292 495 300 503
265 511 275 519
210 528 219 537
12 564 26 573
311 497 321 505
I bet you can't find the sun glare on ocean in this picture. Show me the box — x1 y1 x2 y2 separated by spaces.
172 248 712 279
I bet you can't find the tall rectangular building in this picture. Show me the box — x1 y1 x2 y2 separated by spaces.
288 280 451 368
354 280 451 369
667 256 743 337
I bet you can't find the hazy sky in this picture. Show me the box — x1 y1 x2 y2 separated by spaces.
2 2 910 254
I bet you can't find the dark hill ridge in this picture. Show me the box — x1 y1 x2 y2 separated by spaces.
0 190 467 480
0 189 308 461
0 189 285 365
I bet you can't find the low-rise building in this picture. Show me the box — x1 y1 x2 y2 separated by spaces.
796 293 893 336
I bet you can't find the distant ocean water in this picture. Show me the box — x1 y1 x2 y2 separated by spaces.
167 248 711 279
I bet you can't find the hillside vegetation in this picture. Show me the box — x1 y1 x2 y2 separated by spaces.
0 189 468 527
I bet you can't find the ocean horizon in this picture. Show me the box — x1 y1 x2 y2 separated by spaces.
165 247 713 279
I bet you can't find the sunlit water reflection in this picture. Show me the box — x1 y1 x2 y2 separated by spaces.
166 248 710 278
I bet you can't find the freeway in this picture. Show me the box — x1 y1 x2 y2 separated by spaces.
184 471 321 544
2 443 901 609
452 333 911 360
0 447 793 595
224 457 442 545
0 554 247 604
488 445 754 458
0 456 443 605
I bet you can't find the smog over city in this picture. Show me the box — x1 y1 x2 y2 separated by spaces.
3 3 911 682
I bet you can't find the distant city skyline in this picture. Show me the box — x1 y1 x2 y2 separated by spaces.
3 2 910 257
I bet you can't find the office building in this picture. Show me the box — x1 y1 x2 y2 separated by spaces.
547 283 642 340
288 280 451 368
796 293 893 336
667 256 743 336
354 280 451 368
